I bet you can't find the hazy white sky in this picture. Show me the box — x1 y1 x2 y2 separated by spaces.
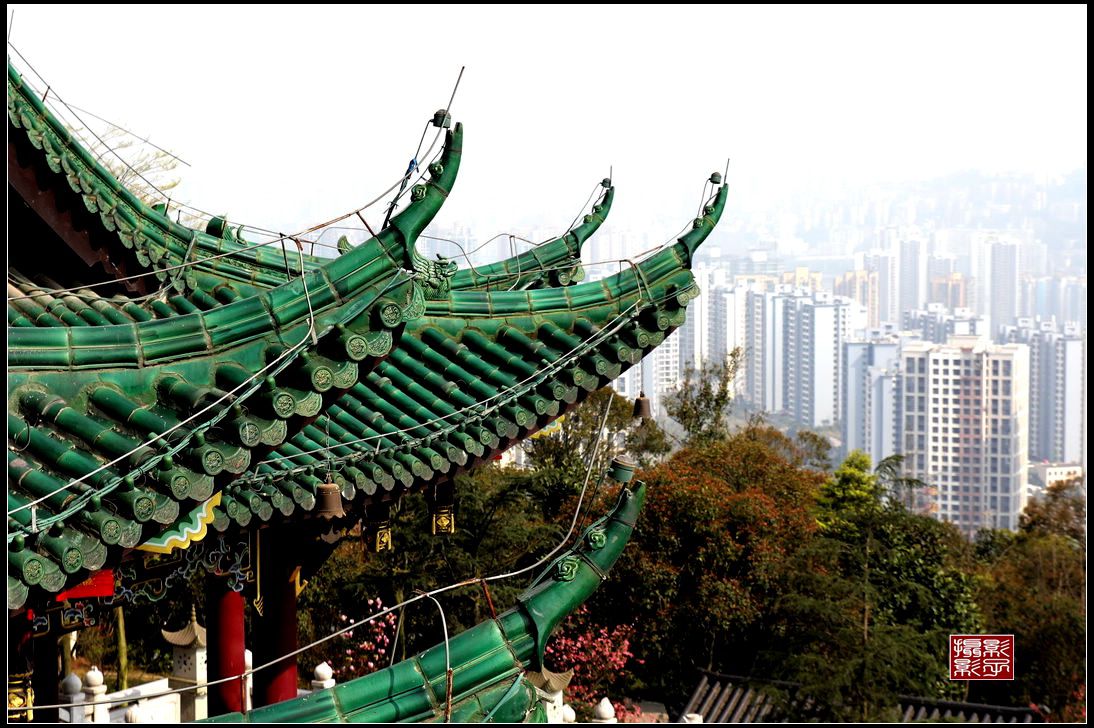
7 4 1088 239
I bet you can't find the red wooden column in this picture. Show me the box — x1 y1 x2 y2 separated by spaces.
252 528 299 707
207 578 246 715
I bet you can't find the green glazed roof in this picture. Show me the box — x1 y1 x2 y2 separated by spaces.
7 56 728 612
5 181 723 608
10 60 615 300
225 185 725 536
446 181 615 292
6 72 464 606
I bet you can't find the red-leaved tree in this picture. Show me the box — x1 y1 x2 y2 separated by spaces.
545 606 644 721
325 597 397 679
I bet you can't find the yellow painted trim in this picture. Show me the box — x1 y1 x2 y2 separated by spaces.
136 492 222 554
292 565 309 597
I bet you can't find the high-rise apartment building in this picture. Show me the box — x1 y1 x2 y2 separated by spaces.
929 272 968 310
927 253 958 282
899 237 928 316
983 238 1021 335
1020 275 1087 326
710 286 752 396
835 269 880 328
898 337 1029 534
843 338 901 466
678 269 713 374
864 250 899 325
745 288 861 427
745 286 808 413
779 267 824 292
903 304 987 344
783 292 856 427
1001 318 1085 464
647 328 681 420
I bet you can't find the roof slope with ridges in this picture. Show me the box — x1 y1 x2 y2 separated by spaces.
681 670 1041 723
200 184 725 539
8 53 729 614
447 182 615 292
11 60 603 301
6 114 464 610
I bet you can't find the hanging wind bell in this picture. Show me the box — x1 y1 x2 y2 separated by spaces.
315 481 346 520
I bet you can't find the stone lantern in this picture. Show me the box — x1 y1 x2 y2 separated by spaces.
162 606 208 721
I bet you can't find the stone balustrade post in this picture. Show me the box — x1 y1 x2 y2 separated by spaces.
590 697 618 724
60 673 84 723
81 666 109 723
311 662 336 691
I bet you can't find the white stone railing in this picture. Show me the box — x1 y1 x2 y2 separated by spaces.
57 658 335 723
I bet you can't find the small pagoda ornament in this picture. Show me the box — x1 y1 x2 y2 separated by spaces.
162 606 208 721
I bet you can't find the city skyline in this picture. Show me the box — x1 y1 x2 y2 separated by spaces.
6 5 1087 238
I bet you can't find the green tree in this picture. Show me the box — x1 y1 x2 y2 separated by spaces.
794 429 833 471
522 387 636 517
588 421 826 705
873 453 927 509
624 417 672 470
299 464 561 669
663 348 742 445
816 450 882 535
1018 478 1085 546
971 479 1085 717
764 537 948 722
763 451 979 721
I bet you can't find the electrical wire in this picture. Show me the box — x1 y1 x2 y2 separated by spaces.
11 42 444 242
421 592 453 722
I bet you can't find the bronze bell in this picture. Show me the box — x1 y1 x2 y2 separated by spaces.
633 391 652 421
316 482 346 520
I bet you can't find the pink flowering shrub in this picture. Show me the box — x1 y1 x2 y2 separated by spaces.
324 597 398 679
544 606 644 722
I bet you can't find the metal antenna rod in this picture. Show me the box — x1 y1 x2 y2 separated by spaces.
381 66 467 231
445 66 466 115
